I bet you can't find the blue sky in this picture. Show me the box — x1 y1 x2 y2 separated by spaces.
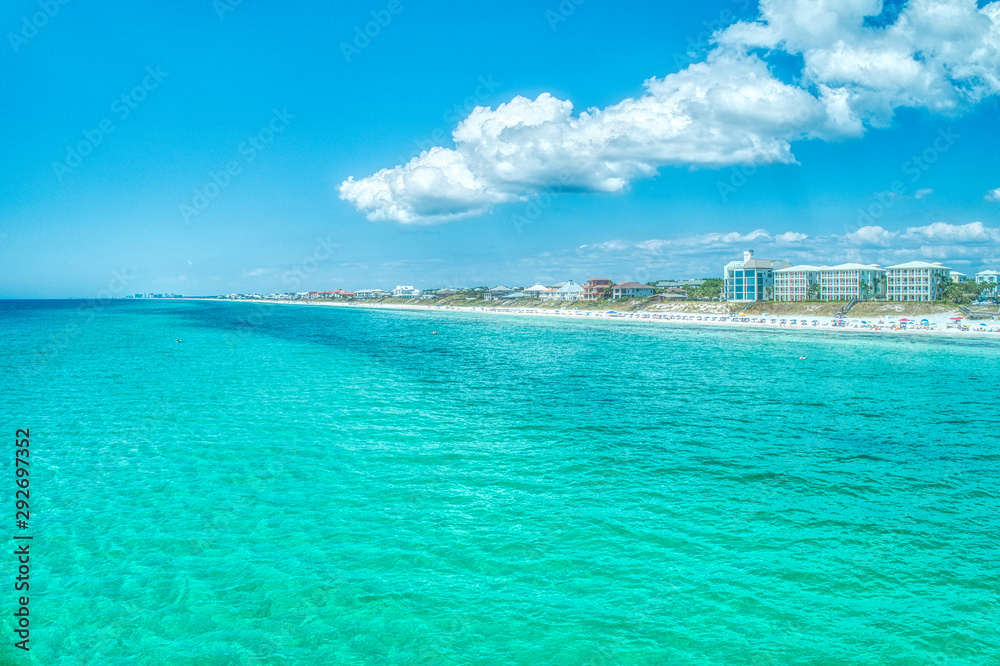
2 0 999 297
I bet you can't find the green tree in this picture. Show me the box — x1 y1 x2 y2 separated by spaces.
941 281 989 304
685 278 723 300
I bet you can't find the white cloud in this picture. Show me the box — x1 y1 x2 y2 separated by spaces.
341 0 1000 223
701 229 773 245
564 221 1000 278
985 187 1000 202
903 221 1000 243
840 225 898 246
914 188 933 199
775 231 809 243
719 0 1000 123
339 147 514 224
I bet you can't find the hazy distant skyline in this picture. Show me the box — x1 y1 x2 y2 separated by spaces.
3 0 1000 297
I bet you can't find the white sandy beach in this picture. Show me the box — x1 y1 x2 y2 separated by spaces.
216 298 1000 339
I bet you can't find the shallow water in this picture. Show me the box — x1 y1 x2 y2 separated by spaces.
2 299 997 664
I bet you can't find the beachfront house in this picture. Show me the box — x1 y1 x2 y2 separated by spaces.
950 272 968 283
886 262 951 301
611 282 655 300
391 285 421 298
484 286 512 302
773 265 822 301
523 283 554 299
354 288 384 299
548 280 584 301
582 278 613 300
817 264 887 301
724 250 791 301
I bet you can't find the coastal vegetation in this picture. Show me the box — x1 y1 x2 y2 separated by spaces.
738 301 960 317
250 277 997 319
674 278 722 300
356 293 990 318
941 280 990 305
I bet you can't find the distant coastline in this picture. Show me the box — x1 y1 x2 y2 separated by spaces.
190 297 1000 338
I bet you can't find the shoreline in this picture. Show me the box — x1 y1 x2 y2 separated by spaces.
191 298 1000 338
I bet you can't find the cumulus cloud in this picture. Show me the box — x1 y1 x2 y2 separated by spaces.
775 231 809 243
840 225 898 246
569 221 1000 278
718 0 1000 122
701 229 773 245
903 221 1000 243
341 0 1000 223
985 187 1000 202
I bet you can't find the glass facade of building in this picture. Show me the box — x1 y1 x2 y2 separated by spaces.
725 269 772 301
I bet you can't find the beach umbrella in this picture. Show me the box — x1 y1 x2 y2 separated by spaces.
899 318 912 322
950 316 963 320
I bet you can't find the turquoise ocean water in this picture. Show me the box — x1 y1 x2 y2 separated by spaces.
1 299 998 665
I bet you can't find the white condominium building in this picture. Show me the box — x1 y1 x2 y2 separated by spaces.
977 270 999 297
976 270 999 284
774 264 887 301
818 264 887 301
886 261 951 301
773 265 822 301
